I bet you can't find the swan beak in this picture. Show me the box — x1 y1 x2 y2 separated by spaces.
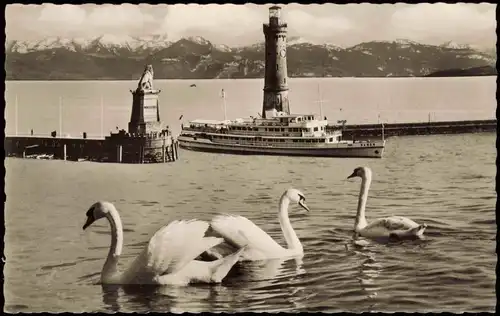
347 172 357 179
299 200 310 212
83 216 94 230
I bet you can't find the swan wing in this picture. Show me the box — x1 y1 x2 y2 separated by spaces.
211 214 284 254
145 219 224 275
365 216 418 232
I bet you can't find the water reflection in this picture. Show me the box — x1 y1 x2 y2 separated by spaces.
101 283 223 312
228 256 305 282
355 249 382 300
100 256 307 312
101 284 120 312
344 238 384 311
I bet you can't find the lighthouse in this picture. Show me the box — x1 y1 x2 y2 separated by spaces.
262 6 290 119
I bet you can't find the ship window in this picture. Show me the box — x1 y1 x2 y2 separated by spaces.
281 128 285 132
280 139 285 142
330 137 333 141
320 139 325 143
293 140 298 143
314 127 319 132
276 65 279 71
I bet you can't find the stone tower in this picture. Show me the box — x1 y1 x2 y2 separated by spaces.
128 65 163 135
262 6 290 119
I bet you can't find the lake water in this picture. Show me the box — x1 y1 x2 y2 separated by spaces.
4 77 496 138
3 77 497 313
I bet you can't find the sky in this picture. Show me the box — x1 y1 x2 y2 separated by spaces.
5 3 497 49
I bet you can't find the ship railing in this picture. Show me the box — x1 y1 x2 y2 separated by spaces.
214 139 384 148
182 127 341 138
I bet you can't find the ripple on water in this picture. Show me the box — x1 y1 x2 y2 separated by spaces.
4 132 496 313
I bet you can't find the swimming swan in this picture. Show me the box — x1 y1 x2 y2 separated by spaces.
209 188 310 261
82 201 247 285
347 167 427 240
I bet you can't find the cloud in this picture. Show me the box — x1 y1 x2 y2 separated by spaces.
30 4 156 38
390 3 495 40
87 4 154 28
38 4 86 26
5 3 496 49
286 9 353 36
161 4 265 41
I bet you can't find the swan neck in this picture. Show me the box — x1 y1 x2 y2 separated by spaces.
103 207 123 281
355 173 371 231
278 195 302 251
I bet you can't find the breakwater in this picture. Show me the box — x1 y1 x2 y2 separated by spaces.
4 133 179 163
328 119 496 140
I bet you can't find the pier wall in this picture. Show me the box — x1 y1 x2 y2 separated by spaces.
330 119 496 140
4 134 179 163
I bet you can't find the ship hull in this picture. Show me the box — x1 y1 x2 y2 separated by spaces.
178 137 384 158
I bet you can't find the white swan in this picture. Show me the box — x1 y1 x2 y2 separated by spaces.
347 167 427 240
82 201 246 286
208 188 310 261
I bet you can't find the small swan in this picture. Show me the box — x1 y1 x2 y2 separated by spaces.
82 201 247 286
209 188 310 261
347 167 427 240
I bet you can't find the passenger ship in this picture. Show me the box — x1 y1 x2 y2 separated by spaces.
178 112 386 158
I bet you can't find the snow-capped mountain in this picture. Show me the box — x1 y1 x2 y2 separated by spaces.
440 41 471 50
5 35 496 80
6 34 173 55
288 36 311 45
185 36 211 46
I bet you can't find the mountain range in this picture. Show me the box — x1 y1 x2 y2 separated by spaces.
5 35 497 80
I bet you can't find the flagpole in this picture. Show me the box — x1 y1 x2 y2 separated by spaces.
59 96 63 137
15 94 18 136
222 89 227 121
382 122 385 142
317 84 323 118
100 96 104 138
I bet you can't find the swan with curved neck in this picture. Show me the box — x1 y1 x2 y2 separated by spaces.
347 167 427 240
208 188 310 261
82 201 246 285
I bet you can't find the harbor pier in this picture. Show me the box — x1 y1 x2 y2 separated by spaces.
4 65 179 164
4 135 105 161
329 119 496 140
4 133 179 163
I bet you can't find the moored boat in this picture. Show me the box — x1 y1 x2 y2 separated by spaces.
178 113 385 158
